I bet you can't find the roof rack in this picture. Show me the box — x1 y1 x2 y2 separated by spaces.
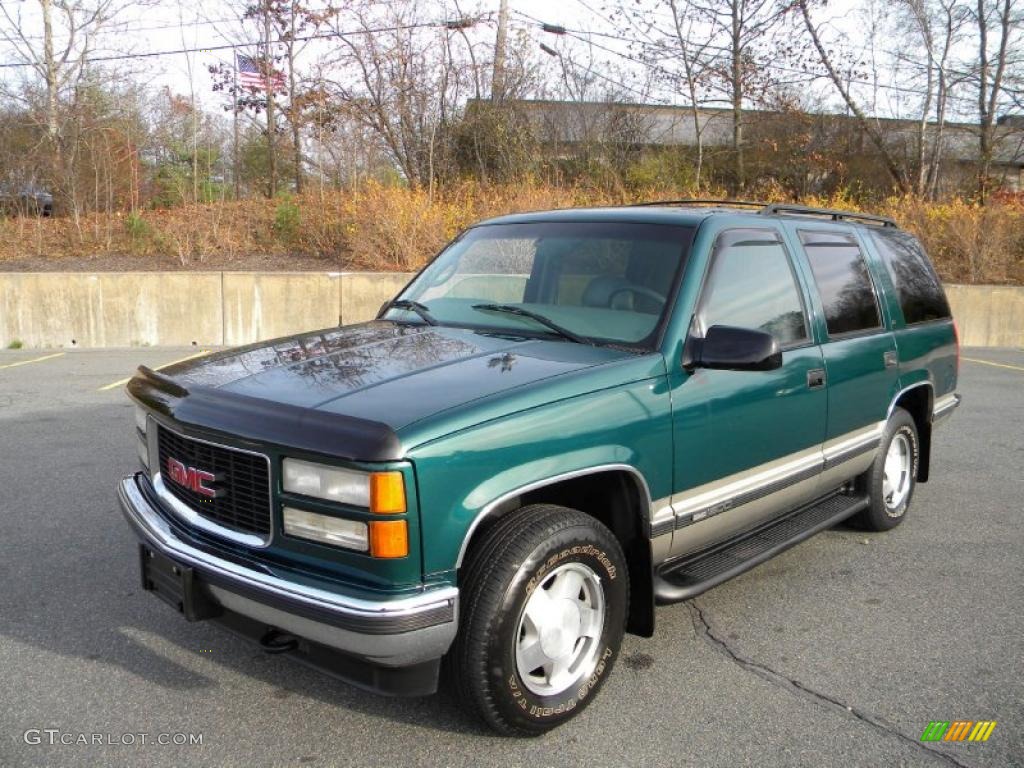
759 204 898 228
634 199 768 209
632 199 899 228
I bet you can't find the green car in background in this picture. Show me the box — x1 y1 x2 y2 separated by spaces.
120 201 960 735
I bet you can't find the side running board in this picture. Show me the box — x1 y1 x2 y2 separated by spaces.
653 492 869 605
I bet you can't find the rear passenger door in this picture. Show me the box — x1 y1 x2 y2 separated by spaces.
789 228 899 487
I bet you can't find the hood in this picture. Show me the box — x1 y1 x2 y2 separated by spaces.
140 322 643 453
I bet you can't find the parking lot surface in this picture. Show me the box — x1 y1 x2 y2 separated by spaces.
0 347 1021 767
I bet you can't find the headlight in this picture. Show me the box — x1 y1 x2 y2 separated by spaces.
282 458 406 514
283 507 368 551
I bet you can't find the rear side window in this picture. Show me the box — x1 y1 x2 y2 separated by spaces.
699 229 808 347
869 229 951 324
799 231 882 336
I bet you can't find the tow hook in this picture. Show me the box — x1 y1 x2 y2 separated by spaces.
259 629 299 654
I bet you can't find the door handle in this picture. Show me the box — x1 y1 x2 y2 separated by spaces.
807 368 826 389
884 350 898 368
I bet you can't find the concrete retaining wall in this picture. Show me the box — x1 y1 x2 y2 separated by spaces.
0 271 412 348
0 272 1020 348
944 284 1024 348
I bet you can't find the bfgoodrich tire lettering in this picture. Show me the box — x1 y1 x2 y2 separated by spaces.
450 504 628 735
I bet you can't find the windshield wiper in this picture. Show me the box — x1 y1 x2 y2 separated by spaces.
387 299 437 326
472 303 590 345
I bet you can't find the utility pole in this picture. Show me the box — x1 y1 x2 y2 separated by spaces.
491 0 509 101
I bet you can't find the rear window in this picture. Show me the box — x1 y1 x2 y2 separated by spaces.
799 230 882 336
869 229 951 325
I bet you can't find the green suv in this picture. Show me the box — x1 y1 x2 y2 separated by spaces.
119 201 960 735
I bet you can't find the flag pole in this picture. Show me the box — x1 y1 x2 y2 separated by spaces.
233 55 240 200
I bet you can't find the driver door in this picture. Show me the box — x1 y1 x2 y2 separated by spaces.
666 227 828 558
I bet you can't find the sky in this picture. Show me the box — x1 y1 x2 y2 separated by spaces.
0 0 995 124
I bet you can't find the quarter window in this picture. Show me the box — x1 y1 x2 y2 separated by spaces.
869 229 951 324
699 229 808 347
799 231 882 336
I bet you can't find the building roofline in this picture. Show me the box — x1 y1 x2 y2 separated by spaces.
482 97 1018 134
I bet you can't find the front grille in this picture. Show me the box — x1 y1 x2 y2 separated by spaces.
157 426 272 537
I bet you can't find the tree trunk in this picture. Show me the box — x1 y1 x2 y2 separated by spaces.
288 3 302 193
40 0 62 211
731 4 744 192
263 8 278 198
798 0 911 194
975 0 1012 203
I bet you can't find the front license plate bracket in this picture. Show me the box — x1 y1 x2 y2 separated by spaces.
139 544 222 621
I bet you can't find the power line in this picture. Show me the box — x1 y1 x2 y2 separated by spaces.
0 18 480 70
520 25 662 103
516 9 986 111
8 16 243 43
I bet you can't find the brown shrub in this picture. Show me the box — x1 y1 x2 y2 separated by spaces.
0 184 1021 284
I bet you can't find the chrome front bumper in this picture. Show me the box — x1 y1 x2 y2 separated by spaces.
117 474 458 671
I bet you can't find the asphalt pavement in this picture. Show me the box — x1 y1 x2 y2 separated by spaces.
0 346 1021 768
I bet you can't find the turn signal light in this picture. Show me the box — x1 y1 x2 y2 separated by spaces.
369 472 406 514
370 520 408 558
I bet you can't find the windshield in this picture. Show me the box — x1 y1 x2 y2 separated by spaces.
384 221 694 348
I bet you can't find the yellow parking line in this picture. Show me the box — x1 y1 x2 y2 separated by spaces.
0 352 65 370
962 356 1024 373
98 350 211 392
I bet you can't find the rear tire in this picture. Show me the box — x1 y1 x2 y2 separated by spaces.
450 504 628 736
851 407 919 531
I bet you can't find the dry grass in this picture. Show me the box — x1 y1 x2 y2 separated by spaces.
1 182 1021 283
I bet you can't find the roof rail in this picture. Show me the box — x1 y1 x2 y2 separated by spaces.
633 199 768 209
759 203 898 228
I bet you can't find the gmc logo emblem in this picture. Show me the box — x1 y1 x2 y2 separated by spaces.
166 458 223 498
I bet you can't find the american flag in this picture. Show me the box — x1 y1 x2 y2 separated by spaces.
237 53 285 91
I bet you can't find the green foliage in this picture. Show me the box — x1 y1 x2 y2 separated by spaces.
6 340 23 349
453 103 537 183
149 145 224 208
272 195 301 242
623 150 698 192
124 212 150 240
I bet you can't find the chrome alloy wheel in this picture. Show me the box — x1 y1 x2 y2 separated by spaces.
515 562 606 696
882 432 912 513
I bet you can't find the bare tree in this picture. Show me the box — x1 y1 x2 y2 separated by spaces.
0 0 132 210
973 0 1020 200
666 0 719 187
319 3 472 190
692 0 792 190
797 0 914 193
893 0 971 196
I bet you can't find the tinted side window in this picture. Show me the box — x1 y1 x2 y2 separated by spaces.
799 231 882 336
700 229 808 346
869 229 951 324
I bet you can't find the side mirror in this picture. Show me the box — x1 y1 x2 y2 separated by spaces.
685 324 782 372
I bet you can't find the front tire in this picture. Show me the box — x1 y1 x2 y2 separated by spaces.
852 407 920 531
450 504 628 736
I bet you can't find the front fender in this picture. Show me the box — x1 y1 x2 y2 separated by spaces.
408 376 674 577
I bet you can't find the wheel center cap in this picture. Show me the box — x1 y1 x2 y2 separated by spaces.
539 599 581 658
